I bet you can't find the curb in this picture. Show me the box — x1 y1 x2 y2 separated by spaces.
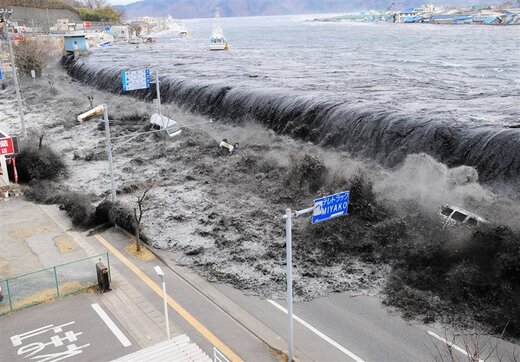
113 225 310 362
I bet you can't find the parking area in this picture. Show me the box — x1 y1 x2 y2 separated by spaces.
0 293 139 361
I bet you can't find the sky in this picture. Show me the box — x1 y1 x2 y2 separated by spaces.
107 0 137 5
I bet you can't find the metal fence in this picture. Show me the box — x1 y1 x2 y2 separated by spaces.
0 253 110 315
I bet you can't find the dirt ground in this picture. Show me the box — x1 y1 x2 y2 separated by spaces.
1 67 519 310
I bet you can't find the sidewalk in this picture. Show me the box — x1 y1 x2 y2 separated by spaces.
1 199 283 361
0 199 171 349
38 203 176 349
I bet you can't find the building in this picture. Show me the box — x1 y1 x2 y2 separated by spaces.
107 25 130 41
63 34 88 56
0 128 18 187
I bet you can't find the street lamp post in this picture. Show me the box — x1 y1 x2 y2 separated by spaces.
1 8 26 138
103 104 116 203
154 265 170 339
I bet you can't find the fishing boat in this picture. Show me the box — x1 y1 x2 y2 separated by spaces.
178 24 192 38
208 9 229 51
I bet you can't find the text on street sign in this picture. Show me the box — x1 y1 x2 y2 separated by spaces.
312 191 350 224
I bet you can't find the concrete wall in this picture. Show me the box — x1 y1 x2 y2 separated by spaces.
10 7 81 30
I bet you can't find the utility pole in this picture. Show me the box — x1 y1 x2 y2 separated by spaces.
155 69 161 116
103 104 117 203
46 8 51 32
1 9 26 138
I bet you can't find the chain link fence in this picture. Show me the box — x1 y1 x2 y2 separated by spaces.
0 252 110 315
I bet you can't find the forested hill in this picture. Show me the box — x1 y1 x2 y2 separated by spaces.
119 0 479 19
0 0 77 11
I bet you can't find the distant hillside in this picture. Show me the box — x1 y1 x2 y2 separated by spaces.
0 0 77 12
119 0 480 19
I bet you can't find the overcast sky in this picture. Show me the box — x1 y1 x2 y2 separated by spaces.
107 0 137 5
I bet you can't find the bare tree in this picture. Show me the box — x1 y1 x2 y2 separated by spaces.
130 23 143 37
133 182 154 253
36 128 46 150
64 0 85 7
428 324 515 362
84 0 107 9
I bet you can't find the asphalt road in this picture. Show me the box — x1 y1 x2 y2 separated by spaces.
214 284 520 362
89 229 276 361
0 294 138 362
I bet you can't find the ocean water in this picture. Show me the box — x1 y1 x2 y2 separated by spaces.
87 15 520 124
69 16 520 187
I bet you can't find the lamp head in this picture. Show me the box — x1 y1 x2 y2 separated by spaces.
154 266 165 277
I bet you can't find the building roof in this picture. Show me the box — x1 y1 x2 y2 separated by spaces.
401 7 416 13
113 334 211 362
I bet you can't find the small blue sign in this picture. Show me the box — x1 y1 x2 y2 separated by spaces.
105 25 111 32
122 69 151 92
0 68 3 81
312 191 350 224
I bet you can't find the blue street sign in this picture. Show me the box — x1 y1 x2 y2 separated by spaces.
105 25 111 32
0 68 3 81
122 69 151 91
312 191 350 224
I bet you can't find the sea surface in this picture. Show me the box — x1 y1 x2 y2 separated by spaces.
70 16 520 186
85 15 520 125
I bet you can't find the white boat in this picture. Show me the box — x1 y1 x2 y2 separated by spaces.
209 9 229 51
179 25 192 38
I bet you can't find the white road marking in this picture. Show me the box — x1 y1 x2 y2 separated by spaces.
427 330 484 362
267 299 365 362
91 303 132 347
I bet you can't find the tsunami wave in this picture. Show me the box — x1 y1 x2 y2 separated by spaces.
64 57 520 190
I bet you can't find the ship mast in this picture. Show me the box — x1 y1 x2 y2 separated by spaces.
212 8 223 37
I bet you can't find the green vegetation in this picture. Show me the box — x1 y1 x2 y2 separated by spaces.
0 0 77 12
77 6 120 22
0 0 121 22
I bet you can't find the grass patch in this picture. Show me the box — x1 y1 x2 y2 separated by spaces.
124 243 156 261
1 282 97 315
53 235 77 253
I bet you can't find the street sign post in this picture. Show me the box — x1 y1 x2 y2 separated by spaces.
312 191 350 224
282 190 350 361
0 137 15 156
121 69 151 92
0 68 3 81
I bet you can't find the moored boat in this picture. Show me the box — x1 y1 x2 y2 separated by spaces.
209 9 228 51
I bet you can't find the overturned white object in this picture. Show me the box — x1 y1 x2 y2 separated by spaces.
150 113 182 137
437 204 488 228
77 105 105 123
219 139 239 154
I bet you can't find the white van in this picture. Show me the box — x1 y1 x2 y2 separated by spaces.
437 204 487 228
150 113 182 137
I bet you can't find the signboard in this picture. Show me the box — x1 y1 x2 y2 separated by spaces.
121 69 151 92
0 137 15 156
84 21 91 28
312 191 350 224
0 68 2 81
105 25 111 32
